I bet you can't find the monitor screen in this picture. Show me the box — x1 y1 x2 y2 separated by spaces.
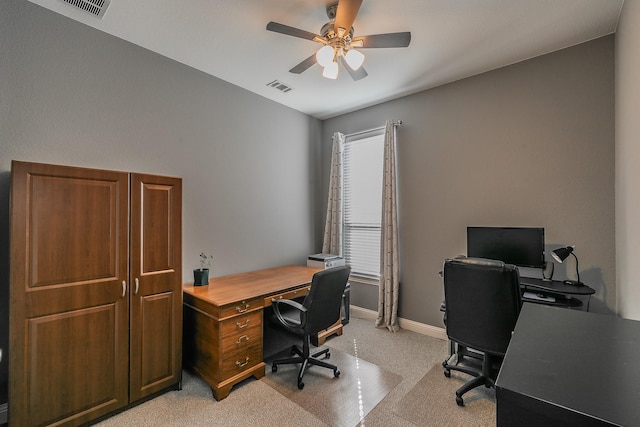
467 227 545 268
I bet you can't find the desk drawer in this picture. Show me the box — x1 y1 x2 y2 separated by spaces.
220 311 262 338
219 298 263 319
265 285 311 307
221 314 262 352
221 343 262 379
221 329 261 354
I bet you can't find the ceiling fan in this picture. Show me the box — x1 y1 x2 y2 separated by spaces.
266 0 411 81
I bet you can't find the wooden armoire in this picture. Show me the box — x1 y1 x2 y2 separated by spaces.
9 161 182 426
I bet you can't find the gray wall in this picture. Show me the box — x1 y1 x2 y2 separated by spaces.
1 0 322 404
616 0 640 320
322 36 615 327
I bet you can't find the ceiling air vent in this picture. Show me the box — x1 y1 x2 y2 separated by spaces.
58 0 111 18
267 80 293 93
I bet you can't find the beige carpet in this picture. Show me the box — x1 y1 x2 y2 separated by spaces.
92 318 465 426
94 369 326 427
393 364 496 427
263 347 402 427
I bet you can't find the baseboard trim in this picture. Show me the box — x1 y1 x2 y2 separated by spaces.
350 305 447 341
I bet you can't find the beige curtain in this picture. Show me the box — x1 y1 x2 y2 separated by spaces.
376 120 401 332
322 132 345 255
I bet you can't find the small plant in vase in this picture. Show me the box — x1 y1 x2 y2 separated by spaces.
193 252 213 286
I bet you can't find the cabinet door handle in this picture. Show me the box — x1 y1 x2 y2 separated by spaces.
134 278 139 295
236 334 250 344
235 357 249 368
121 281 127 298
236 319 250 329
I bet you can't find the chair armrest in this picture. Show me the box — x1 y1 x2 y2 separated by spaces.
272 298 307 328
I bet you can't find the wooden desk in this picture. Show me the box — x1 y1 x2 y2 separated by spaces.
496 304 640 426
182 265 327 400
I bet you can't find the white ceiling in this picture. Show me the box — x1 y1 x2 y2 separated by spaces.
29 0 624 120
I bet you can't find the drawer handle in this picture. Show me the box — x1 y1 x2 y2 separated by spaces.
236 334 250 344
236 357 249 368
236 302 250 313
236 319 250 329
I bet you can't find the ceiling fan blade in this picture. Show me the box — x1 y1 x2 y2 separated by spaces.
289 54 318 74
334 0 363 37
339 56 368 81
352 32 412 48
266 21 322 41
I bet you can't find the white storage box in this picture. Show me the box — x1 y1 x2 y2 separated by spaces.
307 253 345 269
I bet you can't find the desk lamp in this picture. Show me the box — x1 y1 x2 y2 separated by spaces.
551 246 583 286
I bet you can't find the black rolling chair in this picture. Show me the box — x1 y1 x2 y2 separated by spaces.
270 265 351 390
441 257 522 406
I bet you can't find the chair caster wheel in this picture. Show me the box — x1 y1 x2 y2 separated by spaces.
456 395 464 406
326 352 331 359
298 381 304 390
334 369 340 377
444 369 451 378
272 365 278 373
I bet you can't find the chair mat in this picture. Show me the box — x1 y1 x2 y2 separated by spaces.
262 347 401 427
393 363 496 426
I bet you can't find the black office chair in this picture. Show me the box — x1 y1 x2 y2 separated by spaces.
441 257 522 406
270 265 351 390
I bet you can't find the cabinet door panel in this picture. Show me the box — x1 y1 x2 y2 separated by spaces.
26 305 124 427
138 292 174 387
28 175 116 287
129 173 182 401
10 161 129 427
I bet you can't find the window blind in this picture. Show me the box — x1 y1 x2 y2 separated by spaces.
343 129 385 279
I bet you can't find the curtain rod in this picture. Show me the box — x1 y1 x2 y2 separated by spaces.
345 120 403 138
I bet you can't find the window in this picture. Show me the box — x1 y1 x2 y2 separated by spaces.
343 128 385 280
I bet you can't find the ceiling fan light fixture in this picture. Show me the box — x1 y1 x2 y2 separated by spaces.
345 49 365 70
322 60 339 79
265 0 411 81
316 45 335 68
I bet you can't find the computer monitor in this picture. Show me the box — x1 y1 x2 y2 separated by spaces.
466 226 545 268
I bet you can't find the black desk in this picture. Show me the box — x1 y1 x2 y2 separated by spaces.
520 277 595 308
440 277 595 312
496 304 640 426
